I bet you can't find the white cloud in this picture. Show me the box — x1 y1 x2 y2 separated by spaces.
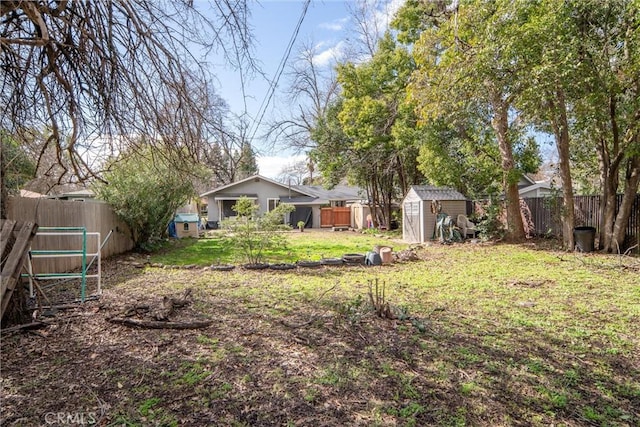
312 40 347 67
357 0 406 47
318 17 348 32
257 154 307 179
379 0 405 27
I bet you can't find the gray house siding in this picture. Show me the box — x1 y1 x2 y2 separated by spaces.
205 177 307 224
201 175 364 229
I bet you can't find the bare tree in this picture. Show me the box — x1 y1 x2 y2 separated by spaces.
267 40 340 152
1 0 254 214
346 0 385 58
345 0 405 59
277 159 311 185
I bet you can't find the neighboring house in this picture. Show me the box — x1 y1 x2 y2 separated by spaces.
518 175 557 198
19 189 45 198
200 175 364 229
48 189 96 201
173 213 200 238
519 182 555 198
402 185 468 244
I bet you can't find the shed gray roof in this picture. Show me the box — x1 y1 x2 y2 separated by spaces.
409 185 467 201
174 213 199 222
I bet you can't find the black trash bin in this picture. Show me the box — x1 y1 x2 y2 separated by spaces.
573 226 596 252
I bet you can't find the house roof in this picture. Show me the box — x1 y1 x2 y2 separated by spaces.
200 175 315 198
293 184 363 202
279 196 319 205
20 189 45 198
48 189 95 199
407 185 467 201
518 174 537 188
200 174 364 204
519 182 554 196
213 193 258 200
174 213 200 223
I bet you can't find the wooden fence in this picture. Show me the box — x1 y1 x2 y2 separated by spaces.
521 194 640 252
6 197 134 273
320 207 351 228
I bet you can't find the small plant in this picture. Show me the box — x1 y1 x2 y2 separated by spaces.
474 198 506 241
221 196 295 264
297 220 306 232
368 278 394 319
138 397 161 417
336 294 368 324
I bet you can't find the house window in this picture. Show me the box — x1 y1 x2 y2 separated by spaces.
183 223 189 231
333 201 345 207
267 198 280 211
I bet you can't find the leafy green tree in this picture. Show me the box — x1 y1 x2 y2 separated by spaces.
325 33 422 226
94 149 200 250
235 142 259 180
567 0 640 252
406 0 542 240
395 0 638 250
415 118 503 199
0 132 36 216
507 0 639 251
221 197 295 264
501 0 583 250
311 100 350 186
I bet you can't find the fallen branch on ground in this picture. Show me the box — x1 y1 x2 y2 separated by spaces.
1 321 49 334
108 317 212 329
119 288 193 320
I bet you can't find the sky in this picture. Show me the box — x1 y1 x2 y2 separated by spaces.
200 0 404 179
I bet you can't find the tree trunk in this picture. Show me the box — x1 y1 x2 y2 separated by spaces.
598 97 623 252
609 155 640 252
548 89 575 250
489 90 525 241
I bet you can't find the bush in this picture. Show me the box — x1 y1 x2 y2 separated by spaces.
221 197 295 264
474 199 506 241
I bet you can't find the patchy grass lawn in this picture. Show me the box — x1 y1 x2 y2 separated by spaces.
150 229 406 266
1 240 639 426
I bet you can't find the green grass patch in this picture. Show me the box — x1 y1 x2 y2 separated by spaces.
7 238 638 427
149 230 406 266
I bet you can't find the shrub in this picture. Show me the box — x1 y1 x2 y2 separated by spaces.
221 197 295 264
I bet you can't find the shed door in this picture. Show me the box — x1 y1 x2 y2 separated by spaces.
404 201 421 243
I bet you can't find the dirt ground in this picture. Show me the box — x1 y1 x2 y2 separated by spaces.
1 250 638 426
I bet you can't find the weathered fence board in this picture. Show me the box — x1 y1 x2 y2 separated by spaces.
6 197 134 273
1 220 38 320
521 194 639 252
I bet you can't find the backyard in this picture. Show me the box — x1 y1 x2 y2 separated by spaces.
1 231 639 426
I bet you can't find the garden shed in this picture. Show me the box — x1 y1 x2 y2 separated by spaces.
402 185 468 243
174 213 200 238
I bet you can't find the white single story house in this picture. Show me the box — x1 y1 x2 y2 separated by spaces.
402 185 468 244
199 175 364 229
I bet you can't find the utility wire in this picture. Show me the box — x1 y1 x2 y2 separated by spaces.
247 0 311 146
